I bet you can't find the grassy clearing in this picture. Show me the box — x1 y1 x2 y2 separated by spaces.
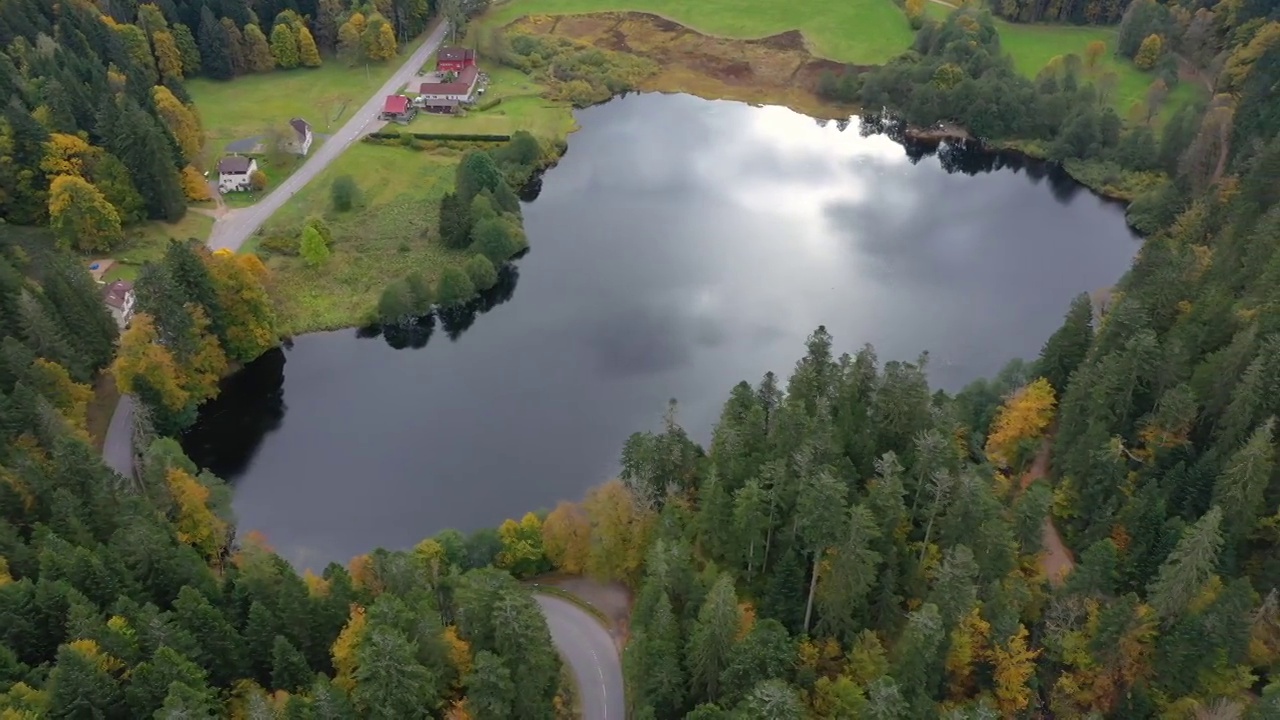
486 0 916 65
257 143 470 334
407 66 577 139
188 56 411 155
102 213 215 282
991 19 1200 122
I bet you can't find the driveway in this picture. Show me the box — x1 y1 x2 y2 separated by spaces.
206 21 450 252
535 593 625 720
102 393 135 480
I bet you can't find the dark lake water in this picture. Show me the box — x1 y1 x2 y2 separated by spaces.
183 93 1139 570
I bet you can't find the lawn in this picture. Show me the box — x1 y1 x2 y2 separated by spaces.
991 18 1200 123
102 212 215 281
407 66 577 139
188 55 412 155
256 143 471 333
485 0 917 65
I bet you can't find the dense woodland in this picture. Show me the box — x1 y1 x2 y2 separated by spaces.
6 0 1280 718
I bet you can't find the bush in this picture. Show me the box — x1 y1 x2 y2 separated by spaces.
249 170 268 192
331 175 359 212
300 226 330 266
259 233 300 256
436 266 476 306
470 216 521 264
465 254 498 291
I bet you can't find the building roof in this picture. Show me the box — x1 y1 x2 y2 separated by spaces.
438 47 475 63
419 66 478 96
423 98 460 108
102 280 133 309
383 95 410 114
289 117 310 137
218 156 253 174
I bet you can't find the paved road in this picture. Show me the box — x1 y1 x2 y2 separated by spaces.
535 594 625 720
207 21 451 252
102 393 135 480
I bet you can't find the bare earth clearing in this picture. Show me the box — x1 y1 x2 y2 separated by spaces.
509 12 859 117
1022 438 1076 586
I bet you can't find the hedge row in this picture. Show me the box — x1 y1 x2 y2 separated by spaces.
368 131 512 142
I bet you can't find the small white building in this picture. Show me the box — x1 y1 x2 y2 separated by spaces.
102 280 135 331
218 156 257 193
285 118 313 156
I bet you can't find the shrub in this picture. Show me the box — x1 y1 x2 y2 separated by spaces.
249 170 268 192
436 266 476 306
470 216 521 264
259 233 300 256
300 226 330 266
331 175 359 212
465 254 498 291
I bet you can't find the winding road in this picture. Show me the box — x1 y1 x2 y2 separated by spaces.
206 20 451 252
535 594 626 720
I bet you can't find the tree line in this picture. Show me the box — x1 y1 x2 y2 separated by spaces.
376 133 541 325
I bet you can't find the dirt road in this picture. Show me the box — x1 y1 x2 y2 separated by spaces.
1023 437 1075 585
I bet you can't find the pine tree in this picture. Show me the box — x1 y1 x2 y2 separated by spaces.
172 23 202 75
221 18 248 76
797 470 849 634
1147 506 1224 620
687 573 742 704
272 635 313 692
1037 292 1094 394
244 23 276 72
465 650 514 718
1211 419 1275 549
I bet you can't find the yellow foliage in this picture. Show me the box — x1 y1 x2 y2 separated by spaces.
152 85 202 163
303 569 331 597
497 512 544 574
443 625 473 687
985 378 1056 470
990 624 1040 716
47 174 123 253
0 558 10 587
414 538 448 583
541 501 591 574
28 358 91 436
348 554 378 593
181 165 212 201
945 607 991 698
583 480 655 586
204 250 277 362
106 615 132 638
111 314 190 411
904 0 925 18
331 604 367 692
40 133 95 178
67 639 124 674
166 467 228 561
1221 21 1280 91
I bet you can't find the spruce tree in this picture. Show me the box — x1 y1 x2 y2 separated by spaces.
197 8 232 79
271 635 313 692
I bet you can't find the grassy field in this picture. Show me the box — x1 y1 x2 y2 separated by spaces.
407 66 577 138
188 56 411 155
102 213 216 281
485 0 916 65
256 143 473 334
990 17 1200 123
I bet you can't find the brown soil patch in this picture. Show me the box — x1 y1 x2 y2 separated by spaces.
1021 437 1076 587
507 11 865 117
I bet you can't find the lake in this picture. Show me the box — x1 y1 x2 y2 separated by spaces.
182 93 1139 569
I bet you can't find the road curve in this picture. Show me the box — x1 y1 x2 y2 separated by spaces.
206 21 451 252
535 593 625 720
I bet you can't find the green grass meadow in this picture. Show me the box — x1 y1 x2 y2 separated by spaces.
188 56 410 155
256 143 471 334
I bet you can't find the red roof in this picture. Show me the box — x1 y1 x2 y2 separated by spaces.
419 66 479 97
383 95 410 114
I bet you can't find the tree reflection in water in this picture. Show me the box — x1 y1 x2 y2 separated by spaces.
367 261 521 350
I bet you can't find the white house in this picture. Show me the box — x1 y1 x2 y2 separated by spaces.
285 117 313 156
218 156 257 193
418 66 480 104
102 280 135 331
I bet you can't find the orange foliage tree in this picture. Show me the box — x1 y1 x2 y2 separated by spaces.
582 479 655 585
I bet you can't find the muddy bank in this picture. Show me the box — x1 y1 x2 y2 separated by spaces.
508 12 866 119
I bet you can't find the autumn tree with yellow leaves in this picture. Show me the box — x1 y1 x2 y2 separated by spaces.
984 377 1056 471
48 175 123 252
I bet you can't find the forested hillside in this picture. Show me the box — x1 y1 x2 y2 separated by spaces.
0 238 568 715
